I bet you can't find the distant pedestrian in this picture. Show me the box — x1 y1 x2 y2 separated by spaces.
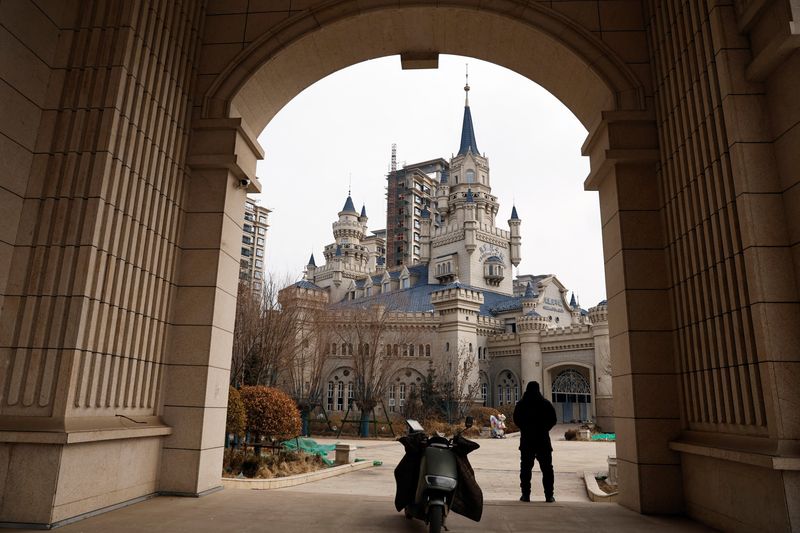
513 381 557 502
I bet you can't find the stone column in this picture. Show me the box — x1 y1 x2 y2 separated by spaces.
159 118 262 495
518 318 546 390
584 111 683 514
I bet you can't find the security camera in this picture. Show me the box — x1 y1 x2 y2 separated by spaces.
238 177 251 189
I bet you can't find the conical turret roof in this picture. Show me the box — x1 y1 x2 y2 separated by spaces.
341 195 357 214
511 205 519 220
458 104 479 156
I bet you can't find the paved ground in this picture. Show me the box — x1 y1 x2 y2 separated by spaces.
290 424 615 502
17 426 713 532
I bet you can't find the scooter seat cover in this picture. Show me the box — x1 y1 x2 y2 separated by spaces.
393 434 483 522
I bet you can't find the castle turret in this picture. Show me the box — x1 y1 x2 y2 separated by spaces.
305 253 317 280
464 188 476 254
589 300 612 430
517 310 549 390
420 206 432 263
509 205 521 267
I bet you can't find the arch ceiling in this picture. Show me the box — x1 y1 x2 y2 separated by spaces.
204 2 645 136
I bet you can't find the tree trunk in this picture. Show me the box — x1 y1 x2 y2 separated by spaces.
359 410 371 438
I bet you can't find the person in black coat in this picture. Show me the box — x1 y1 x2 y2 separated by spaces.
513 381 557 502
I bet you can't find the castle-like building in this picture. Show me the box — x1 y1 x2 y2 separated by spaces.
286 81 612 429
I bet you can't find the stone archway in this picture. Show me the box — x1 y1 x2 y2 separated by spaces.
2 1 797 530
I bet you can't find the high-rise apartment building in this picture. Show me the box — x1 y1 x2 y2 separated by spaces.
385 157 448 266
240 197 270 291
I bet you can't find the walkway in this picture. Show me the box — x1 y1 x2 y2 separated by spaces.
13 426 712 532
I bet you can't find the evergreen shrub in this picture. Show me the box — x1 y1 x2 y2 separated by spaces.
239 386 302 441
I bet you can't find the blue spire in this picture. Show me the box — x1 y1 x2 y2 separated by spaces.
360 204 367 218
457 75 479 156
458 105 479 156
341 195 357 214
466 188 474 203
511 205 519 220
524 282 536 299
308 253 316 267
570 292 577 308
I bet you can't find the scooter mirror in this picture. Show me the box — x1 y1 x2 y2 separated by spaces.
465 416 474 429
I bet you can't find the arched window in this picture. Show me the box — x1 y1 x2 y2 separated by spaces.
399 383 406 408
347 382 354 406
337 381 345 411
327 381 334 411
469 343 473 352
466 169 475 183
425 344 431 357
497 384 504 406
389 385 396 412
331 343 337 356
408 344 415 357
482 383 488 406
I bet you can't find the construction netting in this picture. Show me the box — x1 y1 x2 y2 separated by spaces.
282 437 337 466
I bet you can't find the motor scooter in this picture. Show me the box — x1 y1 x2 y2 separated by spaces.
394 417 483 533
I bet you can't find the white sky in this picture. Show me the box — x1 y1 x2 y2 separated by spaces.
254 55 607 308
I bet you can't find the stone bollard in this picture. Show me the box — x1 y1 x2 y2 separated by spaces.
335 443 356 465
607 455 617 485
577 429 591 441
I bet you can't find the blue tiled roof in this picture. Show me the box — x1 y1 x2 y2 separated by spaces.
523 282 536 299
483 292 522 315
372 275 383 284
524 309 541 317
485 255 502 264
360 205 367 217
458 104 479 156
341 195 357 214
569 293 577 308
308 253 316 267
355 279 366 289
511 205 519 220
388 271 402 279
334 273 524 318
293 280 323 291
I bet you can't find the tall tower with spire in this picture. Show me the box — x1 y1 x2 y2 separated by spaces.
429 71 519 295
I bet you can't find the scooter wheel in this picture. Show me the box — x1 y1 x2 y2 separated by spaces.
428 506 443 533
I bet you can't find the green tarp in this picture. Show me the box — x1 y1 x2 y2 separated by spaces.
282 438 337 466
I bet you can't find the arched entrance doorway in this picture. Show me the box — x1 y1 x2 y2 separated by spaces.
550 368 592 424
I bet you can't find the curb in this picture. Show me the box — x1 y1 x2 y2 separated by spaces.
222 460 376 490
583 471 618 502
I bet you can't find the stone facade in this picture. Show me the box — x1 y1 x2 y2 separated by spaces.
0 1 797 530
300 87 613 429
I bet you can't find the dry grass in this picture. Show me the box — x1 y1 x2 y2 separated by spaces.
223 449 325 479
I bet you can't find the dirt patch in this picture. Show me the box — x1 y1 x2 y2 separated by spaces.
596 478 618 494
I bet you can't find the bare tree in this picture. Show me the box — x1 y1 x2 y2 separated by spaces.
332 297 419 436
431 339 481 423
278 286 332 433
230 275 304 388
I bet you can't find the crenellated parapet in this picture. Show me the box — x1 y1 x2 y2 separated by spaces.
588 301 608 324
517 313 549 333
540 323 592 337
